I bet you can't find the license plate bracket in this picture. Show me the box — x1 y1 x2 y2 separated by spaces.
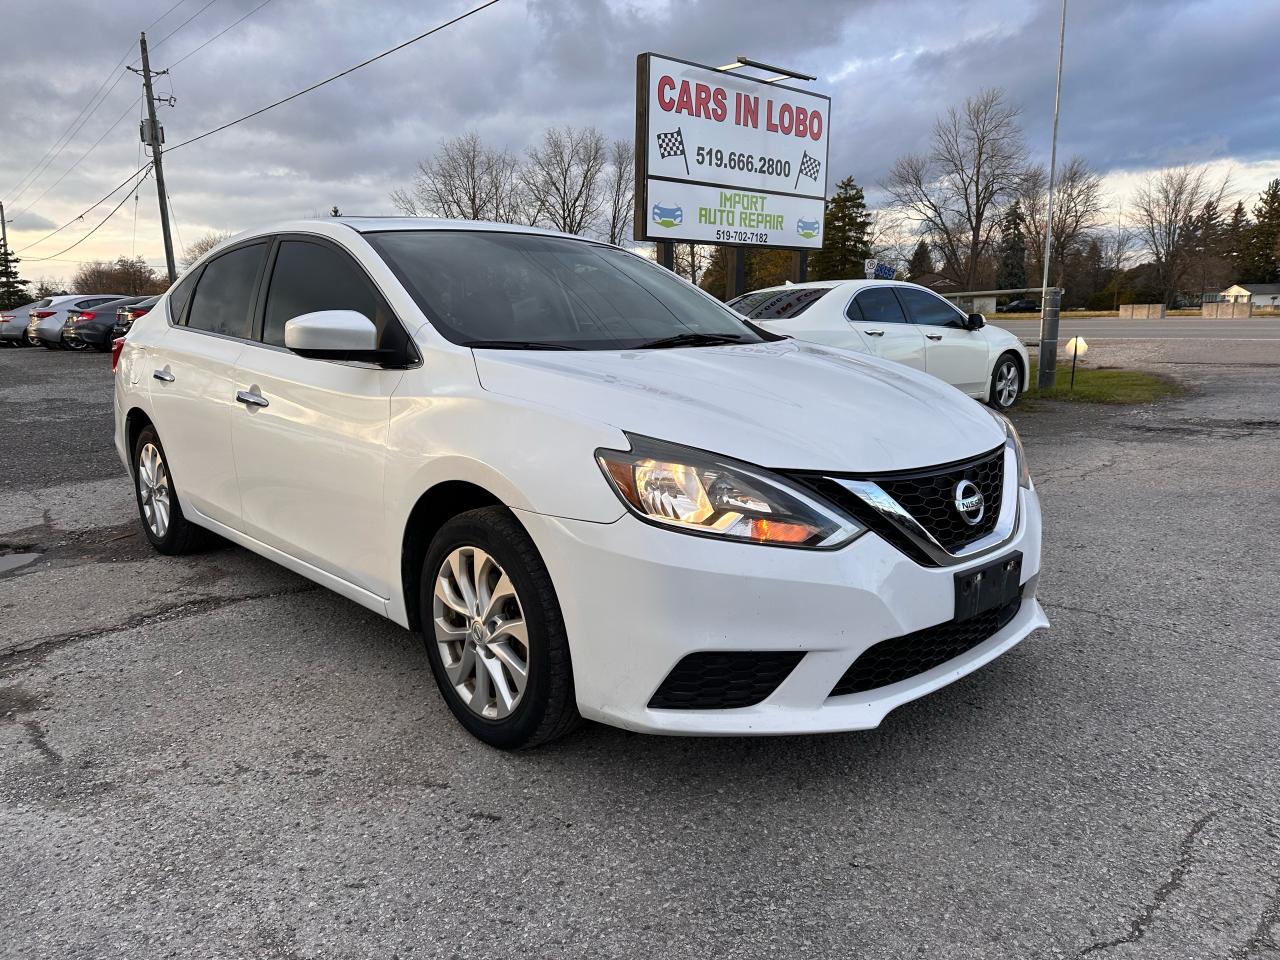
954 552 1023 621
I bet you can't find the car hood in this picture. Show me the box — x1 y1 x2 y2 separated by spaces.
473 338 1004 471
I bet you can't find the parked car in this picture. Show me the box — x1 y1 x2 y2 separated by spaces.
113 295 161 339
115 219 1046 748
996 298 1039 313
1 301 41 346
28 294 125 348
63 297 148 352
728 280 1030 411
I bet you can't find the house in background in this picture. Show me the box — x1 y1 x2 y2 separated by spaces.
1221 282 1280 309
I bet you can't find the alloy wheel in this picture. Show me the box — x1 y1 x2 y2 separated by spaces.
995 360 1020 408
432 546 530 720
138 442 171 539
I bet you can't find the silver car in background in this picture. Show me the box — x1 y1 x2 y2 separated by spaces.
28 295 125 349
0 301 40 346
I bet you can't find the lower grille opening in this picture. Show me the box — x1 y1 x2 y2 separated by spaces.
649 651 804 710
830 598 1022 697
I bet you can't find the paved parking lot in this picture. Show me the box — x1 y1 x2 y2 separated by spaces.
2 342 1278 959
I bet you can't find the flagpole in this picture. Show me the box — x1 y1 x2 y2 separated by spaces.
1036 0 1068 389
678 127 689 175
795 153 805 190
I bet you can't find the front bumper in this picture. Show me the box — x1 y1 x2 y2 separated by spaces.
516 486 1045 735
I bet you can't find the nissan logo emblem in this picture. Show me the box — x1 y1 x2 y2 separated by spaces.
953 479 985 525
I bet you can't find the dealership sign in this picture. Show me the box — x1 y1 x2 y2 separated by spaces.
634 53 831 250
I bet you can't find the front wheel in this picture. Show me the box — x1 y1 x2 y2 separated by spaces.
420 506 579 749
989 353 1022 410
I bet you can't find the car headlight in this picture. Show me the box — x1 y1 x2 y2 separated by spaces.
596 434 864 548
990 410 1031 489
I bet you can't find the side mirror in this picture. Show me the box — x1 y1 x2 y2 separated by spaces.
965 312 986 331
284 310 388 363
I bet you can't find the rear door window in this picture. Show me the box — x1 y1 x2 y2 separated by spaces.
261 240 405 352
167 270 199 324
850 288 908 324
185 243 267 339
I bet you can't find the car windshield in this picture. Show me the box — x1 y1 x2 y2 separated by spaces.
365 230 772 350
728 287 831 321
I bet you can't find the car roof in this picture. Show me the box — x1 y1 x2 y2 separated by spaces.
224 217 605 247
743 279 930 296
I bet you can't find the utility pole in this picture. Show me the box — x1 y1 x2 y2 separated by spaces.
1036 0 1068 389
132 33 177 283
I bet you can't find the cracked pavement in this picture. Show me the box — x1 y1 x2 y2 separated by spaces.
2 342 1278 959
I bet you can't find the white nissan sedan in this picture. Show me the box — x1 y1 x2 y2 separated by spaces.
729 280 1031 410
113 219 1047 748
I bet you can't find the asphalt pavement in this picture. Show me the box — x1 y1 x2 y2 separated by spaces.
993 314 1280 341
2 342 1279 959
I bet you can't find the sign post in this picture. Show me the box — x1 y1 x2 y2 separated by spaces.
634 53 830 261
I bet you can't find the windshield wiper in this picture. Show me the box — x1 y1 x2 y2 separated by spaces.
464 340 583 351
634 332 749 350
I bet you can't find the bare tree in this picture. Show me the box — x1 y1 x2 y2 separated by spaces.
884 88 1026 288
390 132 524 223
605 139 635 245
72 256 167 296
521 125 609 236
673 243 714 283
181 230 233 268
1131 165 1230 305
1018 156 1106 285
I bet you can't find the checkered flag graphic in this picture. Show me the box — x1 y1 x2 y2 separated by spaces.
795 150 822 188
656 128 689 174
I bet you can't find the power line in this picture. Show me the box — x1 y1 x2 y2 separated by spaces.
24 167 156 263
168 0 503 153
167 0 277 68
1 0 191 204
146 0 224 56
15 164 153 254
15 96 144 217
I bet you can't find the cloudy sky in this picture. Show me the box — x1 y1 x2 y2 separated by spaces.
3 0 1278 283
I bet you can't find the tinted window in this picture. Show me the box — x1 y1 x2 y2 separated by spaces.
168 270 199 324
262 240 404 352
34 299 52 308
185 244 266 339
852 288 908 324
367 231 769 350
76 297 117 308
729 287 830 321
898 287 965 326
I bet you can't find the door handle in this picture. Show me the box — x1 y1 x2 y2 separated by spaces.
153 369 175 382
926 334 943 341
235 390 269 409
864 329 884 337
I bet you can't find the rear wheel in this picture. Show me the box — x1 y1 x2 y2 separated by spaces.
64 337 89 352
23 330 40 347
420 506 579 749
133 426 209 555
989 352 1022 411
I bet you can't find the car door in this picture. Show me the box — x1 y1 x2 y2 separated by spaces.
896 286 991 395
146 241 268 527
229 236 412 598
845 286 926 370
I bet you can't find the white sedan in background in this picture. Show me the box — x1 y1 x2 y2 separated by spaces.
729 280 1030 410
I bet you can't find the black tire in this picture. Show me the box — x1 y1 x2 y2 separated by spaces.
419 506 579 749
64 338 90 352
988 351 1022 411
132 425 210 555
23 331 40 347
92 337 113 353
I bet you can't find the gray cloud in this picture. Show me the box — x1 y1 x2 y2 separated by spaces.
2 0 1276 278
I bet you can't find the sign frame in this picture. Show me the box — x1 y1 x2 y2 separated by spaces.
633 52 832 252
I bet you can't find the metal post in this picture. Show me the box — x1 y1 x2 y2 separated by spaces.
790 251 808 284
138 33 177 283
656 241 674 272
1070 341 1078 389
725 246 746 300
1036 0 1067 390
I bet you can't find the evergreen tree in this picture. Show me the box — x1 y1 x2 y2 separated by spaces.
808 176 871 280
1224 200 1250 282
995 201 1027 290
907 239 935 278
1242 179 1280 283
0 238 30 310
